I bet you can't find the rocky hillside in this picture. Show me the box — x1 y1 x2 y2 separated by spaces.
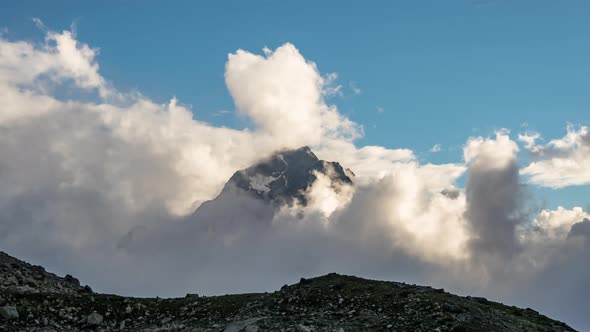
0 251 91 295
0 252 575 332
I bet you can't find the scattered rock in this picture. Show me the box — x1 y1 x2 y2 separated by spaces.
0 305 18 320
14 285 38 294
296 324 312 332
64 274 80 287
224 317 262 332
245 325 259 332
86 312 103 326
81 285 94 294
444 303 463 313
0 251 87 294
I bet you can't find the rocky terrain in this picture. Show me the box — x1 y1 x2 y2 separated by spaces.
0 251 91 295
0 251 575 332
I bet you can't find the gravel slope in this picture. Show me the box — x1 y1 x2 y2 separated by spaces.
0 251 575 332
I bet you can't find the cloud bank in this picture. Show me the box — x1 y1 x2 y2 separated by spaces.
1 25 589 329
521 125 590 188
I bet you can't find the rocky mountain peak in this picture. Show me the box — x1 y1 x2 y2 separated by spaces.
222 146 353 207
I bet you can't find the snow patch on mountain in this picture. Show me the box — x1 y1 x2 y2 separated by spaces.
249 174 278 193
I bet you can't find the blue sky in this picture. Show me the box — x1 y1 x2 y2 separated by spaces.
2 0 589 208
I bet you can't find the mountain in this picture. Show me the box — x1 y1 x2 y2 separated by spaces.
220 146 353 206
0 251 575 331
120 146 354 252
188 146 353 226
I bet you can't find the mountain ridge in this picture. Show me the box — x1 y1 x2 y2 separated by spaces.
0 250 576 331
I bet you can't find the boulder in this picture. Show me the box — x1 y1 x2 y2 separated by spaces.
64 274 80 287
224 318 262 332
245 326 259 332
296 324 311 332
87 312 103 326
0 306 19 320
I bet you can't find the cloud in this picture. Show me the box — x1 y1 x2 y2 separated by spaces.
463 131 523 259
517 131 541 151
1 25 590 329
333 163 470 262
430 144 442 153
315 141 417 180
0 23 108 96
568 218 590 240
527 207 590 241
0 26 426 265
225 44 360 148
212 109 232 117
509 209 590 327
464 131 519 170
521 125 590 188
349 81 361 95
0 35 371 217
322 72 343 97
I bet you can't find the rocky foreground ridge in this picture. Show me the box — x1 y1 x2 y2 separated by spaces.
0 251 575 332
0 252 92 295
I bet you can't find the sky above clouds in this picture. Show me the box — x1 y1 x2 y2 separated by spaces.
1 0 590 330
3 0 589 208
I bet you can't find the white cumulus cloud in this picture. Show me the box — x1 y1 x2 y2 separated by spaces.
521 125 590 188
